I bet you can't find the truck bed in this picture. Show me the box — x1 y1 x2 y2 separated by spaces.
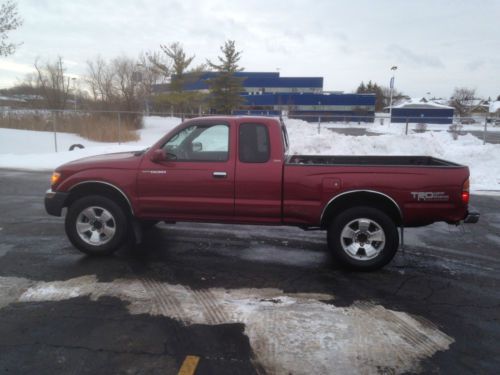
286 155 462 167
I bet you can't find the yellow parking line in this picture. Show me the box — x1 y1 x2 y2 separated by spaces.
177 355 200 375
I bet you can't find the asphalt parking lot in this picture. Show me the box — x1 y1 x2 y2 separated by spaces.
0 169 499 375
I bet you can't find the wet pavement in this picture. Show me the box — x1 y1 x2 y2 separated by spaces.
0 169 499 374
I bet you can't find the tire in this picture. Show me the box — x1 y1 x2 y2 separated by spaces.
327 206 399 271
65 195 128 256
69 144 84 151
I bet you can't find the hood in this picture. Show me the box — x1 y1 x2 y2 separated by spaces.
57 151 144 172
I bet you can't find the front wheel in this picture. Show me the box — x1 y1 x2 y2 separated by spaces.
327 206 399 271
65 195 128 255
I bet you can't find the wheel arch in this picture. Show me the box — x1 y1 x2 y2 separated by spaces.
65 181 134 216
320 190 403 229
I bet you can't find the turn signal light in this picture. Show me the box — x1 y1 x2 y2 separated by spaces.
51 172 61 186
462 179 470 204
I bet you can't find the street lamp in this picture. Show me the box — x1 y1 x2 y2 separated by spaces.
388 66 398 125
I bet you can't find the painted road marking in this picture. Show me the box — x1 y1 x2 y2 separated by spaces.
177 355 200 375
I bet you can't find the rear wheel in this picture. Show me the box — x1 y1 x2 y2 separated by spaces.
65 195 128 255
327 206 399 270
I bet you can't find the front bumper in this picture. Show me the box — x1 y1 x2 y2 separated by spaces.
464 210 480 224
45 189 69 216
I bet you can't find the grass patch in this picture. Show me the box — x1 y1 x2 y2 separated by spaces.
0 111 141 142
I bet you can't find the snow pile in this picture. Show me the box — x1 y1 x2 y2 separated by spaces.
286 119 499 191
0 116 499 191
490 101 500 114
0 116 180 170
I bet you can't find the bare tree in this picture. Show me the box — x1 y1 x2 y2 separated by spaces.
112 56 138 111
86 56 117 105
0 0 22 56
450 87 478 117
86 55 152 112
34 57 71 109
137 52 165 95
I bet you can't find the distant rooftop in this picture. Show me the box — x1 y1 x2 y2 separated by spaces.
388 97 454 110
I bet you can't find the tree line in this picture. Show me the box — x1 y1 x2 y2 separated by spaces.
355 81 496 116
1 1 498 117
4 40 245 115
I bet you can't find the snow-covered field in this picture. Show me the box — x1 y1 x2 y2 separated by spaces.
0 116 498 192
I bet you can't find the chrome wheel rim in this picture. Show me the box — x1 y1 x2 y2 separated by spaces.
340 218 386 260
76 206 116 246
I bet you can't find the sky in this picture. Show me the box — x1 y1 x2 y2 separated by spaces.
1 0 499 99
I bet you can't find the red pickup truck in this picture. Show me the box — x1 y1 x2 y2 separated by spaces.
45 116 479 270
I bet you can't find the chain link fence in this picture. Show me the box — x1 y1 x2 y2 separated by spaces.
0 108 498 153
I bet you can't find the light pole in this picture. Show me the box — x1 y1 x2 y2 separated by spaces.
388 66 398 125
134 64 149 115
71 77 77 112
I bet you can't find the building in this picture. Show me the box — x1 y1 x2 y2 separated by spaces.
152 71 375 121
489 101 500 116
388 98 454 124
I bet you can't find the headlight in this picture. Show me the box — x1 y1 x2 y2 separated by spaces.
50 172 61 187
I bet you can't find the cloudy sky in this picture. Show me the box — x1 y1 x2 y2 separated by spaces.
1 0 499 98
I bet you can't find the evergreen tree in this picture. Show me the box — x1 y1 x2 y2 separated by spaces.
149 42 205 115
206 40 244 114
160 42 196 92
356 81 366 93
355 80 407 111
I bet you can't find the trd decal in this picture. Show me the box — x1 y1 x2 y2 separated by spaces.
411 192 449 202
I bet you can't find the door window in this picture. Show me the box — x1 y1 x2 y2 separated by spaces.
163 124 229 161
239 123 270 163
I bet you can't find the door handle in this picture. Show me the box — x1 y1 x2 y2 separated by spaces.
212 171 227 178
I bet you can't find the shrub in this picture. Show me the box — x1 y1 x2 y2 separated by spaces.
414 123 427 133
0 110 140 142
448 124 463 140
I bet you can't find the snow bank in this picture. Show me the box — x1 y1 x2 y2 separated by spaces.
0 116 498 192
287 119 498 191
0 116 180 170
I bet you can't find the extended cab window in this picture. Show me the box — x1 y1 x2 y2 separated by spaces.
163 123 229 162
239 123 270 163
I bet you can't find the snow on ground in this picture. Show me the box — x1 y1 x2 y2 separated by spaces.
0 116 499 191
0 116 180 171
11 274 453 375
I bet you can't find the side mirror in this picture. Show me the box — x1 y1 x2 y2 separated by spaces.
192 142 203 152
150 149 166 162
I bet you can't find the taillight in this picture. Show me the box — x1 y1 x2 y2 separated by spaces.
462 179 470 204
